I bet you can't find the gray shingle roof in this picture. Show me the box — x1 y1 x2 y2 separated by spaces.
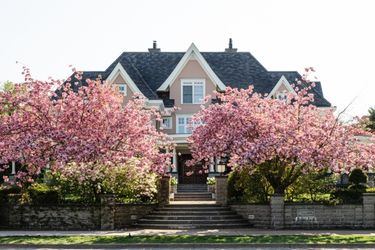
76 51 331 107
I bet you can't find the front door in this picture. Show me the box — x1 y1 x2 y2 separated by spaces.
178 154 208 184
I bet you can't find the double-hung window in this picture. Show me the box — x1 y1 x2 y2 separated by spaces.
181 79 205 104
177 116 192 134
176 115 203 134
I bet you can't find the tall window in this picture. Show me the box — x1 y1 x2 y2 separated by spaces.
181 79 205 104
162 117 172 129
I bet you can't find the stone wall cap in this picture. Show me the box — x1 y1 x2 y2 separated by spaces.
215 176 228 179
363 193 375 196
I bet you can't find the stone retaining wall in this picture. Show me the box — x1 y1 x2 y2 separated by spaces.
230 204 270 228
0 201 156 230
114 204 158 229
229 194 375 229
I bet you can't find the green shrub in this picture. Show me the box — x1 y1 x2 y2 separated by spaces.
349 168 367 188
170 176 178 186
54 162 158 204
28 183 58 205
0 185 21 204
285 170 336 203
228 166 273 204
330 187 363 204
206 177 216 185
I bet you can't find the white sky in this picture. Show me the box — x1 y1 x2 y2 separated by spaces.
1 0 374 120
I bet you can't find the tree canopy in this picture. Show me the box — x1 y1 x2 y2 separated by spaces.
0 67 173 185
188 71 375 194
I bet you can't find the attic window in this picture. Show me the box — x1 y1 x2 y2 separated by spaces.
276 91 288 103
118 84 127 96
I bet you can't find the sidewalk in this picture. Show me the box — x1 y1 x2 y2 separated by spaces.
1 228 375 236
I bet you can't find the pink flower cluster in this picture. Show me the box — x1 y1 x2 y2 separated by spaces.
0 68 173 185
188 75 375 174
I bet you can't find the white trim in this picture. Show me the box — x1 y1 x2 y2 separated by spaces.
180 79 205 104
105 63 143 96
268 75 296 98
157 43 226 91
169 134 189 144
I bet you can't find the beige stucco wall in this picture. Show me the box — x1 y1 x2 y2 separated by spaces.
273 82 289 97
111 74 134 103
164 59 217 134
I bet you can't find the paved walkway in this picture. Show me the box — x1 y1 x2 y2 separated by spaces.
1 229 375 236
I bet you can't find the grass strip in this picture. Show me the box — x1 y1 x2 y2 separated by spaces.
0 235 375 245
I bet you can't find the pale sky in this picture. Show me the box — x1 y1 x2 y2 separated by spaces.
1 0 374 120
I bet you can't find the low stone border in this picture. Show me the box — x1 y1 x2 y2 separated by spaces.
1 243 375 249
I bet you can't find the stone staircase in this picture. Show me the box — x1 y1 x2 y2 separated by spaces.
177 184 208 193
134 184 250 229
134 204 250 229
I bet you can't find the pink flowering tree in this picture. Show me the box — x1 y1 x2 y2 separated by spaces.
189 72 375 194
0 67 173 188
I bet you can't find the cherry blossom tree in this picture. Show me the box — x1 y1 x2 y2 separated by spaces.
189 71 375 194
0 67 173 186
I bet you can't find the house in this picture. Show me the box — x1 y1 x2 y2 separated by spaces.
75 39 331 185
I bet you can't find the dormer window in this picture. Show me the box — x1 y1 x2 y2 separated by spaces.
118 84 127 96
276 91 288 103
181 79 205 104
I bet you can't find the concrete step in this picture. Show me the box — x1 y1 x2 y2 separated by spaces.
173 198 214 201
156 207 230 212
152 211 236 215
138 219 247 225
134 203 250 229
134 223 250 229
143 215 242 220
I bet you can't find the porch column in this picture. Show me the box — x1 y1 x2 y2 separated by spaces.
209 157 215 173
11 161 16 175
172 148 177 173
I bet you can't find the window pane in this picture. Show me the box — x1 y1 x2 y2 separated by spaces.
178 117 185 125
177 125 185 133
162 118 171 129
194 85 204 103
183 85 193 103
186 117 192 134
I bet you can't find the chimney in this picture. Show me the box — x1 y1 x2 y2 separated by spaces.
148 40 161 52
225 38 237 52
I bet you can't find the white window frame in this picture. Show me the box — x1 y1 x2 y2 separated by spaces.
176 115 203 134
162 117 172 129
118 84 127 96
176 115 193 134
181 79 205 104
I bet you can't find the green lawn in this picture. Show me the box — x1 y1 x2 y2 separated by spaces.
0 235 375 245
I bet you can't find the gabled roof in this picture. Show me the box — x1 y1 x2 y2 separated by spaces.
269 71 331 107
75 45 331 107
158 43 226 91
